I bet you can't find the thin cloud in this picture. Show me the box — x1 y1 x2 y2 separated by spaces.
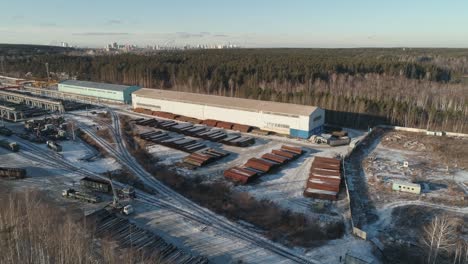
213 34 229 37
107 19 123 25
145 32 215 39
39 22 58 27
73 32 131 36
175 32 206 38
11 15 24 20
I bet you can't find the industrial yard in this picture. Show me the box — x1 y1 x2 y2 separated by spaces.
0 77 467 264
0 111 367 263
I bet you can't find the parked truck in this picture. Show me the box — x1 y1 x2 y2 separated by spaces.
46 140 62 152
0 140 19 152
62 188 100 203
327 136 351 147
121 204 134 215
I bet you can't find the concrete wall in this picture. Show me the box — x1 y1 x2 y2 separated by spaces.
132 94 324 138
378 125 468 138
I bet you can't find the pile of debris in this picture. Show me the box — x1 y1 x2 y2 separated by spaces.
383 133 426 151
23 117 68 142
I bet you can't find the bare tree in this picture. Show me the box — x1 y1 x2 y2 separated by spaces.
422 215 461 264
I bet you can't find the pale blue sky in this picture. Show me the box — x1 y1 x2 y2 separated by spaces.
0 0 467 47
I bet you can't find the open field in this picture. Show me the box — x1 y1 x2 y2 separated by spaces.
340 128 468 264
363 131 468 207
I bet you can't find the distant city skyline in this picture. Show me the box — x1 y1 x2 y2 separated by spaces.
1 0 467 48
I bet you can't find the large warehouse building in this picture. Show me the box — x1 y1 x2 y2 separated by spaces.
58 80 140 104
132 88 324 138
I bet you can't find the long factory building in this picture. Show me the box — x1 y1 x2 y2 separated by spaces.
58 80 140 104
132 88 324 138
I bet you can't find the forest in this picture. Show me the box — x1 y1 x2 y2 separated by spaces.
1 46 467 132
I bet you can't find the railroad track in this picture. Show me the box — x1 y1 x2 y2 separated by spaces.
18 112 465 263
17 135 314 263
10 119 317 264
73 111 321 264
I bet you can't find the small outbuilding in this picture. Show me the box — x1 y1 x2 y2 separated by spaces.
392 181 421 194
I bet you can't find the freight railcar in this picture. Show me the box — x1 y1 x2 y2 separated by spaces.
0 167 26 179
80 177 112 193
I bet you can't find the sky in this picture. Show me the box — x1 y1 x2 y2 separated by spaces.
0 0 467 48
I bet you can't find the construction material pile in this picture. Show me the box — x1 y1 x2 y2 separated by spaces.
175 115 203 124
87 209 209 264
224 145 303 184
304 156 341 200
133 107 153 115
134 108 254 133
183 148 230 168
135 118 255 147
139 130 206 153
151 111 179 120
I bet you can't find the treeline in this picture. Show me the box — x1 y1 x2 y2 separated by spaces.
0 43 74 56
3 47 468 132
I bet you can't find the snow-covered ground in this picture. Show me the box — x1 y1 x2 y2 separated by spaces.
133 199 375 264
147 144 189 165
14 135 121 174
0 116 380 264
363 140 468 206
134 122 363 216
1 143 378 264
60 140 121 173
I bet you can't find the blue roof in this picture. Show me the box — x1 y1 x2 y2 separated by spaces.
60 80 138 92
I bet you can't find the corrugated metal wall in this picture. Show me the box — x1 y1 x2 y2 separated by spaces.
132 94 325 138
58 84 125 102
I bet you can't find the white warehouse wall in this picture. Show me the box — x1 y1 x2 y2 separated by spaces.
132 94 321 135
308 108 325 131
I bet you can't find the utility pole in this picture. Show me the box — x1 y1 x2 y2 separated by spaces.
70 121 76 141
45 62 50 82
0 56 5 74
107 172 119 208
